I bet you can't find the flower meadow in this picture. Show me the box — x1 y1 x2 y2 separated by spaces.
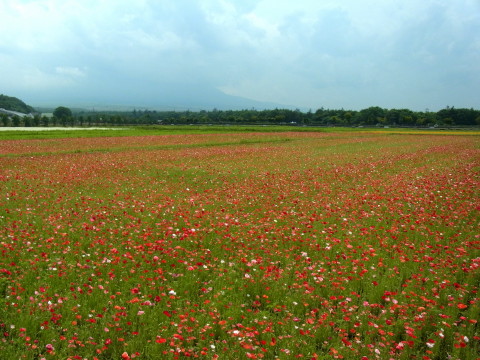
1 131 479 359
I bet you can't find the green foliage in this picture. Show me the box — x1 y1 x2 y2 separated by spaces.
12 115 21 127
355 106 386 125
0 113 9 126
53 106 72 120
0 94 35 113
436 106 479 126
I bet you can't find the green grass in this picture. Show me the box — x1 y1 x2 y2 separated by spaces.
1 125 479 141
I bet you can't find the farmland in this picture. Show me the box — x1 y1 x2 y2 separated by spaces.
1 129 479 359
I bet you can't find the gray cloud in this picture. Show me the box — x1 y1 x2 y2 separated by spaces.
1 0 479 111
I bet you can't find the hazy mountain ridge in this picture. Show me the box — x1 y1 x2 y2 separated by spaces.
23 83 299 112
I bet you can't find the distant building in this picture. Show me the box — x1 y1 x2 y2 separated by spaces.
0 108 34 118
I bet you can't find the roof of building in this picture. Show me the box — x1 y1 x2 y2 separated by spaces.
0 108 34 117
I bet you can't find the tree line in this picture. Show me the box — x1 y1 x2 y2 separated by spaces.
1 105 479 128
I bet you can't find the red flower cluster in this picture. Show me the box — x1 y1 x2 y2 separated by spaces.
1 131 479 359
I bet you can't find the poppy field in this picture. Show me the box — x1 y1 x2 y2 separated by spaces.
1 130 479 359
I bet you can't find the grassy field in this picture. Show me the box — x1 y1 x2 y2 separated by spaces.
1 129 479 359
1 125 479 140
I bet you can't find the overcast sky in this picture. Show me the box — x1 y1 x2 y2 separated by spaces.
1 0 479 111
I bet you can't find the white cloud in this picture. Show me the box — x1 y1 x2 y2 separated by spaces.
3 65 75 91
55 67 86 78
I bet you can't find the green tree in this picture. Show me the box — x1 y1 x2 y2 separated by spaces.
357 106 386 125
53 106 72 126
33 114 41 127
41 116 50 127
24 116 32 127
12 115 21 127
0 114 8 127
344 112 353 125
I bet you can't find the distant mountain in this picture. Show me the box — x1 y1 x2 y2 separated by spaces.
139 83 297 111
0 94 35 114
27 83 299 112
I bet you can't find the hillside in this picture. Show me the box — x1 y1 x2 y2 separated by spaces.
0 94 35 114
